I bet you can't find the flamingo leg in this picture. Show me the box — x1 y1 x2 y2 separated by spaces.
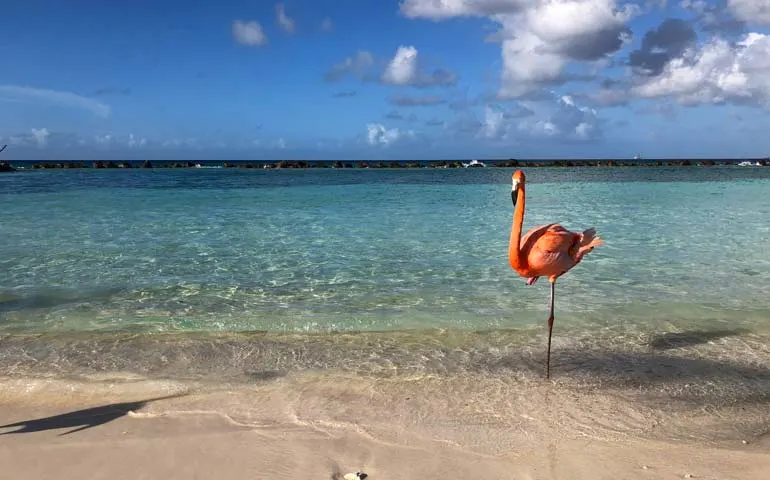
546 280 555 379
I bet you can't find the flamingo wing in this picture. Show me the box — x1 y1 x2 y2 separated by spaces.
525 225 582 279
519 224 554 283
518 224 603 282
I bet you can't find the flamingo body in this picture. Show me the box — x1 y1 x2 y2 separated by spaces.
507 170 603 378
520 223 602 285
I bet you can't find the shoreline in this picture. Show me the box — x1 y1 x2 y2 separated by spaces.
3 327 770 479
2 327 770 426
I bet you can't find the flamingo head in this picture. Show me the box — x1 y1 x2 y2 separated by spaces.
511 170 525 206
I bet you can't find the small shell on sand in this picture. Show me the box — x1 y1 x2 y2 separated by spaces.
343 473 368 480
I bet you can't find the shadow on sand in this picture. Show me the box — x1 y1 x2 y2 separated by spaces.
0 393 186 436
647 329 750 351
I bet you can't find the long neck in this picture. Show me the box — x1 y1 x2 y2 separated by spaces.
508 185 526 271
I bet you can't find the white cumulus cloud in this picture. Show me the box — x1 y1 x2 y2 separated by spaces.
380 45 457 87
366 124 402 146
401 0 637 97
631 32 770 107
382 46 419 85
232 20 268 47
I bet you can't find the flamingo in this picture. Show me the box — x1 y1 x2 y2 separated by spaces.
508 170 603 378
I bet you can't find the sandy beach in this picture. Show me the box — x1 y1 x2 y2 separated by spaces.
2 367 770 480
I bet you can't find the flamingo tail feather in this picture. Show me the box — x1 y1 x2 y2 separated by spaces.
575 228 603 262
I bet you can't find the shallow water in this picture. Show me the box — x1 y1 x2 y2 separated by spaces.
2 167 770 336
2 166 770 448
3 326 770 448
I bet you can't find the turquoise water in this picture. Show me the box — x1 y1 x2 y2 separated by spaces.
5 166 770 445
2 166 770 336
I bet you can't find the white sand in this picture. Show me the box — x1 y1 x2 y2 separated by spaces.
1 373 769 480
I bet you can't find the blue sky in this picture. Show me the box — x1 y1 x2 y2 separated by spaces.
2 0 770 160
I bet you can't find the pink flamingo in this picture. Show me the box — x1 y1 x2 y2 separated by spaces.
508 170 604 378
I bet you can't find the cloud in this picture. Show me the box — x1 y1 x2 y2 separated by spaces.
579 85 630 106
366 123 402 146
88 133 149 149
13 128 51 148
232 20 267 47
326 46 456 87
389 94 446 106
400 0 530 19
324 50 375 81
0 85 111 118
321 17 333 32
679 0 746 34
442 94 602 143
401 0 636 98
381 45 457 87
628 18 697 76
6 128 74 148
680 0 746 33
425 118 445 126
517 95 602 141
126 133 148 148
630 32 770 107
382 46 418 85
332 90 357 98
506 103 536 118
275 3 296 33
482 106 507 138
31 128 50 147
727 0 770 26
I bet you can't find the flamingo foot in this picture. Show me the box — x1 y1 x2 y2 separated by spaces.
526 277 539 286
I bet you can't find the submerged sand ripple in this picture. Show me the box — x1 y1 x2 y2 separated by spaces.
1 326 770 450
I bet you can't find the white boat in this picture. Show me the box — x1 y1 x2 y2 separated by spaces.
737 161 761 167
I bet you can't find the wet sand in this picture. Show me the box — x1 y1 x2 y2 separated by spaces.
2 368 770 480
3 327 770 478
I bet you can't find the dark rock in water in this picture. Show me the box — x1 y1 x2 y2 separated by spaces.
0 162 16 172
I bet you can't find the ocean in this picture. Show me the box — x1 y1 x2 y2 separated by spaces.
3 165 770 335
2 165 770 446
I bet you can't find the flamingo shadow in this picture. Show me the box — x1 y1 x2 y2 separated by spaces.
0 393 186 436
647 328 750 351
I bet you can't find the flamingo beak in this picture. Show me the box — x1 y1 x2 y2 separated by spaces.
511 179 520 206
